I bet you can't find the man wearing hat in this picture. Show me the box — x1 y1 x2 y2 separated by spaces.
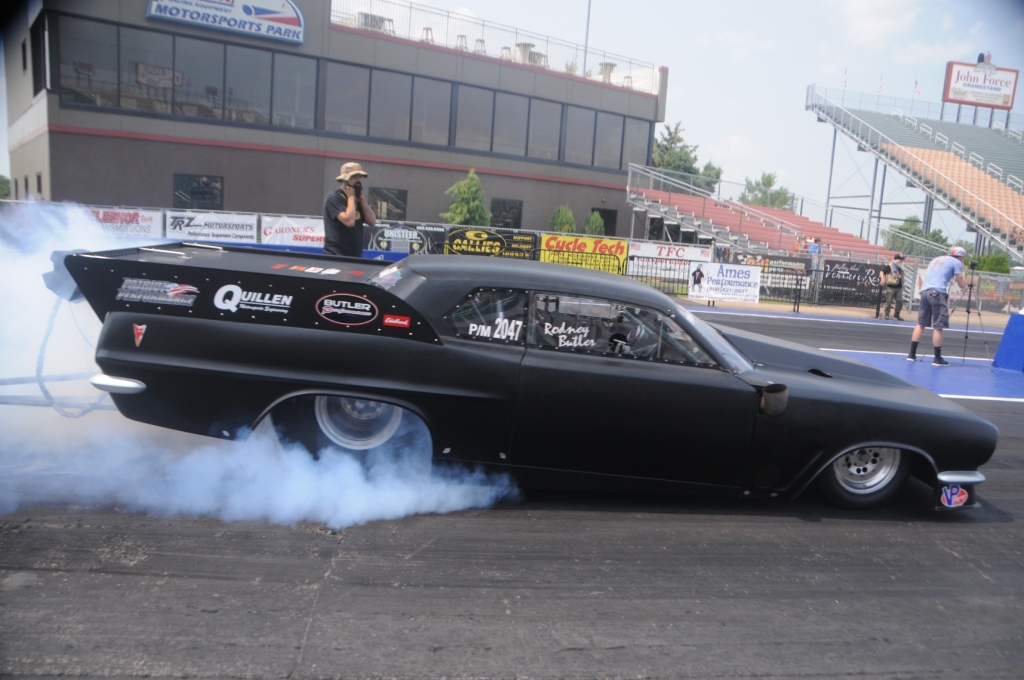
908 246 968 366
880 252 906 320
324 162 376 257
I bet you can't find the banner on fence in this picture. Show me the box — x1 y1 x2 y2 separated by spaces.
368 225 429 254
540 234 628 274
87 208 163 239
629 242 712 262
261 215 323 247
627 256 691 281
822 259 884 296
445 227 538 259
166 212 258 243
687 263 762 303
732 253 812 289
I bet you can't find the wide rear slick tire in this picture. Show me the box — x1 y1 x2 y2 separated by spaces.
271 395 404 461
816 447 911 510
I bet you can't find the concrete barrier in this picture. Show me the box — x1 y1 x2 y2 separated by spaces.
993 313 1024 372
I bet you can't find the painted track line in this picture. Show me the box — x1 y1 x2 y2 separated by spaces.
940 395 1024 403
821 348 991 361
694 309 1003 335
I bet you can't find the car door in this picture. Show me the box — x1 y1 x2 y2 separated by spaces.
510 292 758 487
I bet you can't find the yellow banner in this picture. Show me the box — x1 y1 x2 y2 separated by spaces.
539 234 629 275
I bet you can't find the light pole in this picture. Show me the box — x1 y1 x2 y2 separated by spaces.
582 0 592 76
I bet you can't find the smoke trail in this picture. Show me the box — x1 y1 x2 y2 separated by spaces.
0 201 517 528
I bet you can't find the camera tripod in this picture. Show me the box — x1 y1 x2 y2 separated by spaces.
947 265 994 363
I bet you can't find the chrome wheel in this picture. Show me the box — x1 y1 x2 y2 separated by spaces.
832 447 901 495
314 396 403 450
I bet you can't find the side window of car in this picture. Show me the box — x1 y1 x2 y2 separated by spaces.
530 293 716 367
447 288 527 344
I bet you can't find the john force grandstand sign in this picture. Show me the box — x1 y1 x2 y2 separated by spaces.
147 0 305 45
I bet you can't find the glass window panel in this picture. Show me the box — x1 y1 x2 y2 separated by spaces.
593 112 624 169
58 16 118 107
225 46 271 124
272 53 316 129
455 85 493 151
449 289 528 344
173 174 223 210
621 118 651 170
173 37 223 119
490 198 523 229
411 77 451 145
324 62 369 134
369 70 412 140
119 27 173 113
528 99 561 161
492 92 528 156
564 106 595 165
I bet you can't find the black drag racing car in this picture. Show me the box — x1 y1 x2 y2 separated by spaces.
65 243 997 510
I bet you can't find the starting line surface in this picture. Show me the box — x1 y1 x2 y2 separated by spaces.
694 307 1003 335
823 349 1024 402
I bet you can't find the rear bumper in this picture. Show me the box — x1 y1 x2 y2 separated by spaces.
934 471 986 509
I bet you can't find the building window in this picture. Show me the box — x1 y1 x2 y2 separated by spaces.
58 16 117 107
411 77 451 146
593 208 618 237
621 118 651 170
492 93 528 156
13 178 18 200
22 39 27 71
368 188 408 221
173 174 223 210
119 27 173 114
272 53 316 129
490 198 523 229
564 106 595 165
36 172 42 195
225 45 271 124
455 85 494 151
173 37 224 119
324 62 369 135
369 70 412 140
24 177 29 199
30 17 47 94
593 112 624 169
527 99 561 161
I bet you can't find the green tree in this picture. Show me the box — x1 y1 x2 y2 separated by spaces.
651 122 723 192
977 252 1011 273
738 172 794 209
883 216 951 257
549 205 576 233
440 169 490 226
582 211 605 236
0 175 10 200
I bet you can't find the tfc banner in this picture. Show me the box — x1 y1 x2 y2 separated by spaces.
687 263 762 303
445 227 537 259
261 215 324 248
629 241 712 262
943 61 1018 110
540 234 629 274
88 208 163 239
166 212 258 243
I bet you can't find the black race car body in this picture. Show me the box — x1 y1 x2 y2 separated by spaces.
66 244 997 509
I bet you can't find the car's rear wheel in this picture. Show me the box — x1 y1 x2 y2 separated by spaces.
816 447 911 510
272 395 404 461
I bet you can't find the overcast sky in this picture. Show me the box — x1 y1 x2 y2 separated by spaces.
2 0 1023 240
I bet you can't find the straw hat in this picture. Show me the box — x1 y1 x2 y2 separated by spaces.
336 162 369 182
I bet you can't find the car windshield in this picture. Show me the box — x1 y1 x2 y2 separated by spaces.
673 304 754 374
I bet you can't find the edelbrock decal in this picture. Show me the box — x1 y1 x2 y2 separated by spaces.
382 314 411 328
116 279 199 307
315 293 378 326
214 284 292 314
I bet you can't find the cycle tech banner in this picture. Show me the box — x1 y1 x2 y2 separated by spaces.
445 227 538 259
540 234 629 274
368 225 428 254
166 212 258 243
87 208 163 239
629 242 712 262
261 215 324 248
687 262 762 303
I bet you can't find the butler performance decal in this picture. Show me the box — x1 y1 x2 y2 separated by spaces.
166 212 258 243
686 263 762 303
88 209 164 239
261 215 323 247
214 284 292 315
116 278 199 306
445 228 537 259
316 293 379 326
147 0 305 45
540 235 628 275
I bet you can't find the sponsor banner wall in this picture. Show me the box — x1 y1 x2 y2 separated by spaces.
943 61 1018 110
445 227 538 259
368 225 429 254
146 0 305 45
822 260 884 295
166 211 258 243
628 242 713 262
540 233 629 274
731 253 813 288
88 208 163 239
261 215 324 248
687 263 762 303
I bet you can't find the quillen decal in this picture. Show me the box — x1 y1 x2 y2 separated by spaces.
270 263 288 270
214 284 292 314
941 484 969 508
133 324 147 347
315 293 379 326
382 314 411 328
146 0 305 45
116 278 199 307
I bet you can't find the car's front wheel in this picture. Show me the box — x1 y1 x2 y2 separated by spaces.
817 447 911 510
272 395 404 461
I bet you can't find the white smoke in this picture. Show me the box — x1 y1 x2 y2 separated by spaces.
0 201 517 528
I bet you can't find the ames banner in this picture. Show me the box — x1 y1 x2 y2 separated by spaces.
166 212 258 243
687 263 762 303
943 60 1018 110
445 227 538 259
261 215 323 248
540 234 629 274
88 208 163 239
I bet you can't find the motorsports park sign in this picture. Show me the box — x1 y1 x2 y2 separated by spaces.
147 0 305 45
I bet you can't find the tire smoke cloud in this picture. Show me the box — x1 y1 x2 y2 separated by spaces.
0 201 517 528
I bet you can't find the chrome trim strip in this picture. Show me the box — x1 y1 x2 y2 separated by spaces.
937 471 986 485
90 374 146 394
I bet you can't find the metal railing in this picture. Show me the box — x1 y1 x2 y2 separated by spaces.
329 0 659 94
808 86 1024 263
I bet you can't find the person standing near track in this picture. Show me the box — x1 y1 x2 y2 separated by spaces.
880 253 906 320
908 246 967 366
324 162 377 258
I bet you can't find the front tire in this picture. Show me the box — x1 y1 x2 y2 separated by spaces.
816 447 911 510
272 395 404 461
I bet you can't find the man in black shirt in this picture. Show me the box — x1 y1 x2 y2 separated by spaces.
879 252 906 320
324 162 376 257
